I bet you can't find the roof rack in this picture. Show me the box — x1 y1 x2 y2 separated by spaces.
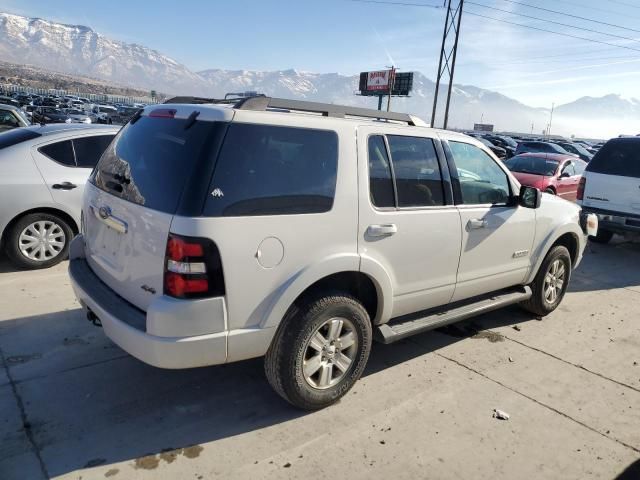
235 97 428 126
163 96 428 126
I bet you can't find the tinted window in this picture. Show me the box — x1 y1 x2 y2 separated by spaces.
0 111 19 130
73 135 114 168
93 116 220 213
449 141 510 205
368 135 395 208
586 139 640 178
39 140 75 166
204 124 338 216
505 155 558 176
387 135 444 207
0 128 41 149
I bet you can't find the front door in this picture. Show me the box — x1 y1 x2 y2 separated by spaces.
358 126 462 319
444 139 535 302
556 160 581 201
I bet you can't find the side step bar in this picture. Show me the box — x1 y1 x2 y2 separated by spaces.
376 286 532 344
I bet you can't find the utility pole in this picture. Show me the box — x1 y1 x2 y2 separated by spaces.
431 0 464 129
548 102 555 138
386 66 396 112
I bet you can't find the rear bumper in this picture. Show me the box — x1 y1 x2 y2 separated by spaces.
581 206 640 235
68 236 275 369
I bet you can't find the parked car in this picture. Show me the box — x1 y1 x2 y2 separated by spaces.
578 137 640 244
86 104 118 124
470 135 507 159
63 108 92 124
504 153 586 201
67 97 596 410
0 104 31 132
0 95 21 108
32 107 72 124
483 134 516 158
553 142 593 162
515 141 573 156
0 124 118 269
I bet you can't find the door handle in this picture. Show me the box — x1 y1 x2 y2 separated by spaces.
367 224 398 237
468 218 488 229
52 182 77 190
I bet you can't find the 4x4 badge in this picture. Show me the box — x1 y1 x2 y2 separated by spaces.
211 188 224 198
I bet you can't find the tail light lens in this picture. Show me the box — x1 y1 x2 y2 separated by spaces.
577 177 586 201
164 234 225 299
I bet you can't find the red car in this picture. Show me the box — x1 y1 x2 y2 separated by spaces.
504 153 587 202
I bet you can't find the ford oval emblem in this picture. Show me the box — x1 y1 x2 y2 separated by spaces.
98 206 111 220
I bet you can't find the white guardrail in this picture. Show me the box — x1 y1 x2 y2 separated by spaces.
0 83 159 105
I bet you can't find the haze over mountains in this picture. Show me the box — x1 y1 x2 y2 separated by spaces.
1 11 638 138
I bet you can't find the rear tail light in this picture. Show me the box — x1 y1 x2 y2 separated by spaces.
149 108 177 118
164 234 225 299
577 177 586 201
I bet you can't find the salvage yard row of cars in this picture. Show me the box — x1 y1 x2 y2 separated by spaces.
2 95 639 409
0 90 146 126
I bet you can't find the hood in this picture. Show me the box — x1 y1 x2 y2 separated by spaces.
510 171 548 190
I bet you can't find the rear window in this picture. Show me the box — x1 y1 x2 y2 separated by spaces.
587 139 640 178
0 128 41 149
73 135 114 168
203 123 338 216
92 116 221 213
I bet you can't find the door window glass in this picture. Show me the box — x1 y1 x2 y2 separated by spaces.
561 162 575 177
387 135 445 207
368 135 395 208
73 135 114 168
449 141 510 205
38 140 75 166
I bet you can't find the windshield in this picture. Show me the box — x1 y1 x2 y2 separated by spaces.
505 155 559 176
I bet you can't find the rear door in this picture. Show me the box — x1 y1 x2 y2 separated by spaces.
357 126 461 317
31 133 116 220
84 113 226 311
582 139 640 215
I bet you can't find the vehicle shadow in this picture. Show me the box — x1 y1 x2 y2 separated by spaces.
0 256 20 274
569 237 640 293
0 306 533 478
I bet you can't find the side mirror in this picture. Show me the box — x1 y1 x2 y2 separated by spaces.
560 171 571 178
519 185 541 209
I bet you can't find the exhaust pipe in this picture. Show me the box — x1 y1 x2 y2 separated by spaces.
87 309 102 327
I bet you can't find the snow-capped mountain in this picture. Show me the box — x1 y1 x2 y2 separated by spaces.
1 11 638 137
0 12 202 94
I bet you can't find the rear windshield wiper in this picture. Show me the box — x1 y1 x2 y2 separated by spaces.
184 110 200 130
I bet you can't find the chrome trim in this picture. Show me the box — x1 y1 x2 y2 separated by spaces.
90 205 128 234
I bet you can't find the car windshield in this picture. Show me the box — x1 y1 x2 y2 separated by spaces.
505 155 559 176
0 128 41 149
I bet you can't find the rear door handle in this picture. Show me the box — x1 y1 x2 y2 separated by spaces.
468 218 488 229
367 224 398 237
52 182 77 190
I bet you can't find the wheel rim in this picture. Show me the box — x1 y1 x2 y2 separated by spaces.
302 317 358 390
543 259 566 305
18 221 66 262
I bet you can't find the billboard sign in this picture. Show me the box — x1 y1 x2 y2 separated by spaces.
366 70 392 91
359 71 413 96
474 123 494 132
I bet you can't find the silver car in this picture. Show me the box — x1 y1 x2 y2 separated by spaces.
0 124 118 269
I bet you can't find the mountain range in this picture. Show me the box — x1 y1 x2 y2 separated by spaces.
1 11 638 138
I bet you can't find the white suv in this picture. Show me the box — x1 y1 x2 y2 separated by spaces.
577 137 640 243
68 97 597 409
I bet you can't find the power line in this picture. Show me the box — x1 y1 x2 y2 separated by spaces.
467 1 640 45
536 0 640 21
349 0 442 8
464 11 640 53
497 0 640 34
609 0 640 10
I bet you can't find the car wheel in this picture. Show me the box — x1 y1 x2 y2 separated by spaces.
590 229 613 244
265 293 372 410
520 245 571 317
5 213 73 269
544 188 555 195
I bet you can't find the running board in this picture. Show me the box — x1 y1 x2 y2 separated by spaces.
375 286 532 344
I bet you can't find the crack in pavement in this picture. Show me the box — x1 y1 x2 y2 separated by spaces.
0 344 49 479
434 351 640 455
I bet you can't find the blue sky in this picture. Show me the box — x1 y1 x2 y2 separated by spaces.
4 0 640 107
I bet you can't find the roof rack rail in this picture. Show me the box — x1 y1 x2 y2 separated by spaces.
163 96 237 105
235 97 428 126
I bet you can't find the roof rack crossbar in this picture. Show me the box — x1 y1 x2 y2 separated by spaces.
235 97 425 126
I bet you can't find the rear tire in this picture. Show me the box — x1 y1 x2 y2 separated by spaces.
264 293 372 410
5 213 73 269
590 229 613 244
544 188 555 195
520 245 571 317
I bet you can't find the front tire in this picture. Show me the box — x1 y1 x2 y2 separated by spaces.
5 213 73 269
521 245 571 317
265 293 372 410
544 188 555 195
